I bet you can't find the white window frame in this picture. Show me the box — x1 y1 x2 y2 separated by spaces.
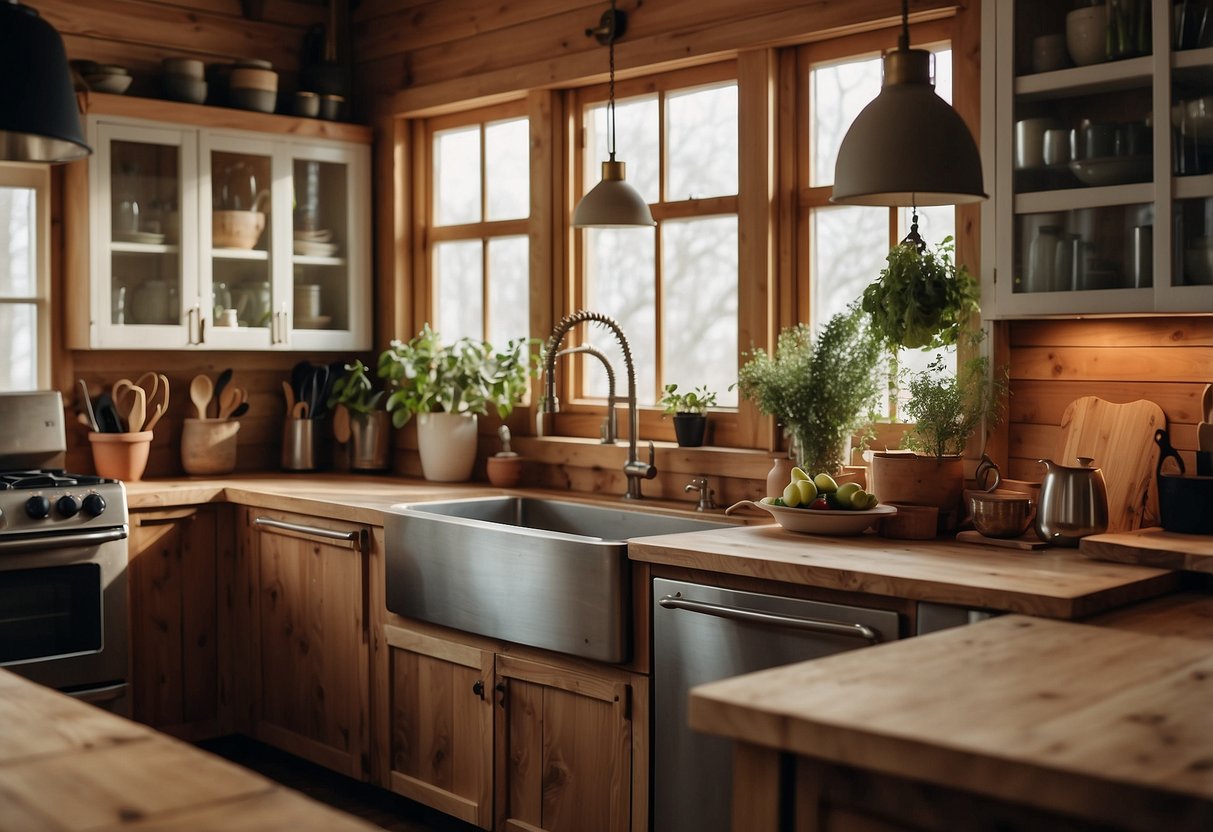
0 163 52 391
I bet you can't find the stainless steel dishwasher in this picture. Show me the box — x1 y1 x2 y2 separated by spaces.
652 578 902 832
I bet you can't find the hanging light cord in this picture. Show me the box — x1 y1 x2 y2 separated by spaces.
898 0 910 51
607 0 618 162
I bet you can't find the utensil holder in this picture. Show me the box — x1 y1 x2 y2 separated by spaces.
282 419 319 471
89 431 153 481
181 418 239 475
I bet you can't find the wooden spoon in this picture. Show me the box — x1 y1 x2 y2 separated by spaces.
332 404 351 444
125 386 147 433
217 386 241 419
189 374 213 420
282 380 296 413
142 373 171 431
291 400 310 420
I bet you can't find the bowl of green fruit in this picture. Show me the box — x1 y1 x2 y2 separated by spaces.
726 467 896 535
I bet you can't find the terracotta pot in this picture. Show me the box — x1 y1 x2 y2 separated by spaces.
89 431 153 481
868 453 965 532
486 455 523 488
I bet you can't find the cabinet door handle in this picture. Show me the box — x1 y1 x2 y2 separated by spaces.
495 682 506 706
254 516 364 550
186 306 202 345
658 594 881 644
472 680 485 699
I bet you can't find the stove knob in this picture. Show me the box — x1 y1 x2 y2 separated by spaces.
57 494 82 518
82 493 107 517
25 495 51 520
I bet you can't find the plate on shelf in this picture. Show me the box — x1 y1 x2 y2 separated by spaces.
294 315 332 330
1067 155 1151 187
725 499 896 536
294 240 339 257
115 231 166 245
294 228 333 243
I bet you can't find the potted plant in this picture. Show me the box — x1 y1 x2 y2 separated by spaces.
659 384 717 447
377 324 541 482
327 359 391 471
735 305 882 475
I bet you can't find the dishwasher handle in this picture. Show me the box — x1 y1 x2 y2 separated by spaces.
658 593 881 644
254 516 364 549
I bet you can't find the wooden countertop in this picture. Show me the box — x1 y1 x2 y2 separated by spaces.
628 523 1179 617
689 615 1213 832
1081 527 1213 573
0 669 378 831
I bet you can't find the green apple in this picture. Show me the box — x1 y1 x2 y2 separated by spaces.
795 479 818 505
835 482 862 507
782 481 803 508
813 472 838 493
790 466 811 482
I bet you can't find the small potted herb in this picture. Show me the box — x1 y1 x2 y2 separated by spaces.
659 384 718 447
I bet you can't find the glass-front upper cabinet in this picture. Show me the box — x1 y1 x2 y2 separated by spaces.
78 109 370 351
89 122 199 349
983 0 1213 316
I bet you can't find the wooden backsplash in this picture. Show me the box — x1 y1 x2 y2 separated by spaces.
1002 316 1212 482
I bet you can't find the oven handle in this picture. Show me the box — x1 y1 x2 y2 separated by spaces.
254 516 364 549
0 527 128 554
658 593 881 644
66 682 128 706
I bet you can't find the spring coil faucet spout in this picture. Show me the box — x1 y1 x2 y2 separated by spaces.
543 309 657 499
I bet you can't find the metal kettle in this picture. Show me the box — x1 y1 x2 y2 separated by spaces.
1034 457 1109 546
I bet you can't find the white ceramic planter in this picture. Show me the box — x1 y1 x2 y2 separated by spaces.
416 411 478 482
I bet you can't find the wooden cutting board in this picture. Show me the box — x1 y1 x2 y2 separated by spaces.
1081 528 1213 573
1056 396 1166 533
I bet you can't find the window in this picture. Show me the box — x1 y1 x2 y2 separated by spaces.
800 25 958 417
0 164 50 392
427 104 530 345
574 64 739 408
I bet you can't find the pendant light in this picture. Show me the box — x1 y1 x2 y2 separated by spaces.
831 0 984 206
0 0 91 162
572 0 655 228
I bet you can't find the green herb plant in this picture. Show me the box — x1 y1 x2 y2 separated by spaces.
659 384 718 416
377 323 542 429
326 359 385 414
900 353 1007 459
735 305 882 475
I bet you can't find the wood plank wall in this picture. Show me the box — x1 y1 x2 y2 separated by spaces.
1001 317 1213 482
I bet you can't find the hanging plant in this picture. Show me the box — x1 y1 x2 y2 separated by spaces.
861 235 979 352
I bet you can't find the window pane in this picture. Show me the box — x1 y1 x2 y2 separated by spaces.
487 236 529 345
897 205 956 248
666 84 738 200
0 304 37 391
585 95 659 204
485 118 529 221
583 227 657 403
810 205 887 327
435 240 483 341
810 55 882 188
662 216 738 406
0 186 35 296
434 126 481 226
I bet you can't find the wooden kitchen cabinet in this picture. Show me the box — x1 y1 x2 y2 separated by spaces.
380 618 646 832
234 507 371 780
127 505 224 739
67 94 371 351
982 0 1213 316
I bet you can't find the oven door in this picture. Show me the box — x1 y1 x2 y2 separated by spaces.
0 528 129 711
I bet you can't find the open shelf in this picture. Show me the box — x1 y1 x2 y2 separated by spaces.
1015 55 1154 102
1015 182 1154 214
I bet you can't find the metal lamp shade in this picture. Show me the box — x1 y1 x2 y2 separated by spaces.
831 49 984 206
572 159 655 227
0 2 91 162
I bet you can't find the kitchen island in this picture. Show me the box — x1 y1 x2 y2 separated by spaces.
0 667 379 831
689 613 1213 832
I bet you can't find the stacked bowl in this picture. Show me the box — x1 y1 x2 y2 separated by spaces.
229 60 278 114
73 61 132 95
160 58 207 104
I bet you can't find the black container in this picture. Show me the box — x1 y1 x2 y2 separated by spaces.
672 413 707 447
1154 429 1213 534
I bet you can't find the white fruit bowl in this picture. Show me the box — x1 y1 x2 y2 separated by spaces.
726 499 896 536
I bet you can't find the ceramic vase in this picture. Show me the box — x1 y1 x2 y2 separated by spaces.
417 411 478 482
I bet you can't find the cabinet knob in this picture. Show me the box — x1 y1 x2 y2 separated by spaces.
472 680 484 699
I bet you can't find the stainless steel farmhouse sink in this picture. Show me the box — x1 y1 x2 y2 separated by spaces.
384 497 730 662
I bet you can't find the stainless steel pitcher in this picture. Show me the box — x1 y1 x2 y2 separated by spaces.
1034 457 1108 546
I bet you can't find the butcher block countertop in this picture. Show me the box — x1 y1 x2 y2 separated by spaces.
1081 527 1213 573
0 669 378 831
123 474 1183 618
628 523 1180 618
690 614 1213 832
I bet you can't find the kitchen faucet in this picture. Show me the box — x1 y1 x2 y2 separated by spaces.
543 310 657 499
555 343 617 443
